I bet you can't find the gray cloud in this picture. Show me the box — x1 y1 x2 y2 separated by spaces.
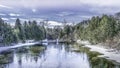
0 0 81 8
0 0 120 14
0 0 120 8
0 0 120 23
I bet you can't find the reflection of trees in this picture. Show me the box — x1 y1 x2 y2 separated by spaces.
29 46 46 55
14 45 47 67
87 50 119 68
29 45 46 63
15 47 29 68
89 57 116 68
64 43 71 52
39 49 47 68
17 53 22 68
0 51 14 68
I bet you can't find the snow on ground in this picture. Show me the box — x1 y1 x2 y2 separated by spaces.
0 42 39 52
77 40 120 63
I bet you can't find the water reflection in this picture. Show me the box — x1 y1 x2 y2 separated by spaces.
0 51 14 68
0 43 120 68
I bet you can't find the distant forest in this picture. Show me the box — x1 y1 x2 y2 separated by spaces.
0 12 120 48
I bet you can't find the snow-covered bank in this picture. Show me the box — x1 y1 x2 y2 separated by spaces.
77 40 120 63
0 42 40 52
0 39 62 53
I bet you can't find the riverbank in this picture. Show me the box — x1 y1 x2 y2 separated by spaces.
0 41 41 53
77 40 120 63
0 39 63 53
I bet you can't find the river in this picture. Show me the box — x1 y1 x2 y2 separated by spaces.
0 43 120 68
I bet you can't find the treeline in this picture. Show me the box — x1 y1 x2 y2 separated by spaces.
14 19 45 42
41 24 75 41
0 18 17 45
75 14 120 45
1 13 120 46
0 17 75 45
59 25 75 42
0 18 45 45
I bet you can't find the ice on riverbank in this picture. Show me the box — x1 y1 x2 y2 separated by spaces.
77 40 120 63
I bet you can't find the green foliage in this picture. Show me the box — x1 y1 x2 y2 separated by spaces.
15 19 45 41
1 13 120 46
59 25 75 42
29 46 45 54
0 18 46 45
0 18 17 45
75 15 119 44
15 18 25 42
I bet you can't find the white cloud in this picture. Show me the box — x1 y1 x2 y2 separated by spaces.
57 12 74 17
32 9 37 13
2 18 9 21
9 13 20 16
0 4 12 9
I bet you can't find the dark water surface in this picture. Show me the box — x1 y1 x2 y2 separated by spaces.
0 43 120 68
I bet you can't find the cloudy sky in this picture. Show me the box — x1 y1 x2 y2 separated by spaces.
0 0 120 23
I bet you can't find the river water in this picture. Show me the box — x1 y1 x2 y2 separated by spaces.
0 43 120 68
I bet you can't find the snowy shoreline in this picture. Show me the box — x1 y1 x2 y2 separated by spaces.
0 42 40 53
77 40 120 63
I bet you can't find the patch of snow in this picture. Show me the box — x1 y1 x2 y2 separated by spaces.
77 40 120 63
47 21 63 26
46 21 63 28
0 42 39 52
25 40 35 43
